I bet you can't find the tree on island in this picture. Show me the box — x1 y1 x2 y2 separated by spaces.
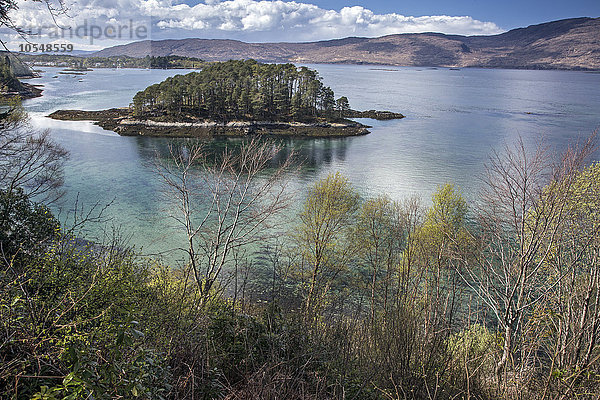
132 60 349 123
336 96 350 118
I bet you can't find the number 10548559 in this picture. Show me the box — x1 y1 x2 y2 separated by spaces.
19 43 74 52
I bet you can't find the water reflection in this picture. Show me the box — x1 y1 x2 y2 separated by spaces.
131 135 352 174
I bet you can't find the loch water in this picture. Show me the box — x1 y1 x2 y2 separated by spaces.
23 65 600 261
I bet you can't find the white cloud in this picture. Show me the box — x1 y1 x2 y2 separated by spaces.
5 0 503 50
152 1 502 39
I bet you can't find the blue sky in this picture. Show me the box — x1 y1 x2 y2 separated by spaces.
310 0 600 30
6 0 600 50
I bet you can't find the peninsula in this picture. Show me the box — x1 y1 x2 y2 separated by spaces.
0 55 43 99
48 60 404 138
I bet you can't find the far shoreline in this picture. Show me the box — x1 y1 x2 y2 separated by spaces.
26 63 600 74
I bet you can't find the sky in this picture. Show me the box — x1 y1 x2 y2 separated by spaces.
4 0 599 51
306 0 600 30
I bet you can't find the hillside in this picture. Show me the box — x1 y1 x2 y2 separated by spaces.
93 17 600 70
0 52 36 77
0 54 42 99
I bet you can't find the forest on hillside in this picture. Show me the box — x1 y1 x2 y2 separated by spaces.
132 60 350 122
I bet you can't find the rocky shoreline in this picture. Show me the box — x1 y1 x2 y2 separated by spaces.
1 82 43 99
47 108 404 138
345 110 405 120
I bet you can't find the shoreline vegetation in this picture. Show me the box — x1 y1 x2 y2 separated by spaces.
47 60 405 138
4 44 600 398
17 53 207 70
3 118 600 398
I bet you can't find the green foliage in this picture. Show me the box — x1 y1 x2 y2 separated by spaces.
416 183 470 272
32 320 171 400
299 172 360 234
18 53 204 70
0 190 172 399
4 153 600 399
563 161 600 229
447 324 497 390
425 183 468 233
132 59 343 122
54 322 170 400
0 188 59 262
335 96 350 117
295 173 360 320
144 55 204 69
0 239 170 398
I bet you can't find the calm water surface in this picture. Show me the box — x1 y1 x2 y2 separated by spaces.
23 65 600 261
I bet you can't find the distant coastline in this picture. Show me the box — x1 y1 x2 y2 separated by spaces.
89 17 600 72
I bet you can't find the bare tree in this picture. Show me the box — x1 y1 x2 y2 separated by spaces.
458 133 597 389
294 172 360 323
353 195 406 323
0 101 68 203
533 158 600 398
0 0 66 46
155 138 294 305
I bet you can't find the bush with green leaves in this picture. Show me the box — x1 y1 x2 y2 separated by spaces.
32 320 171 400
0 190 173 399
0 188 59 263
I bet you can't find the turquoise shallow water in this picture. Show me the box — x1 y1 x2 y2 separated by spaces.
22 65 600 262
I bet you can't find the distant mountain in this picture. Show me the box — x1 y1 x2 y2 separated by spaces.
93 17 600 70
69 50 98 56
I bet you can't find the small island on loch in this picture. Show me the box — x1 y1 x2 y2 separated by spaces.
48 60 404 138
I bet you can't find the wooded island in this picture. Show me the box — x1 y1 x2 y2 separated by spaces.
133 59 350 122
49 60 404 137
